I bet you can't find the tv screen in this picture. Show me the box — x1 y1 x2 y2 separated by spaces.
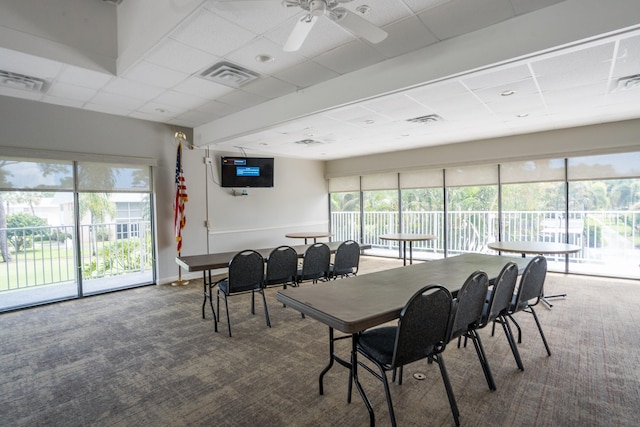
220 157 274 188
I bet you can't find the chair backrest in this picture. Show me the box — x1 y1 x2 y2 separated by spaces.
513 255 547 309
227 249 264 293
265 245 298 286
392 285 453 368
449 270 489 341
484 261 519 324
332 240 360 277
300 242 331 281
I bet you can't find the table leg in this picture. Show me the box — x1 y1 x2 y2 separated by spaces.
409 241 413 265
319 327 336 395
402 241 407 266
351 334 375 426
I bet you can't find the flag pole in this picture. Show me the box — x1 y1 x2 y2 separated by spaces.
172 131 189 286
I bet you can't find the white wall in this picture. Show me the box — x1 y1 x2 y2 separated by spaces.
0 95 328 284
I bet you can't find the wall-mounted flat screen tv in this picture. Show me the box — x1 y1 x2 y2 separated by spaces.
220 157 274 188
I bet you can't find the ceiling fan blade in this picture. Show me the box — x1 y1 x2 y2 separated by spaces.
283 14 318 52
332 8 388 44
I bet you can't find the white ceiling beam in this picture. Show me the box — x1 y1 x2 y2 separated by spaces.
194 0 640 147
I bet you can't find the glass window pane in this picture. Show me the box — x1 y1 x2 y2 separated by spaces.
568 178 640 278
0 157 73 190
568 152 640 181
501 159 565 183
78 162 151 191
363 189 399 252
401 188 444 259
330 191 361 242
447 185 498 254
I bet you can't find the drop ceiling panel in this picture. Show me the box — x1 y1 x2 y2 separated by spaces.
170 7 258 57
418 0 515 40
274 60 340 88
123 61 189 89
372 16 438 58
240 76 297 99
173 77 233 99
223 37 306 76
612 34 640 79
313 40 387 74
144 39 221 74
101 78 166 100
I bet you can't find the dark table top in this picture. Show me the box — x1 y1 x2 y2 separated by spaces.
276 253 529 334
176 241 371 272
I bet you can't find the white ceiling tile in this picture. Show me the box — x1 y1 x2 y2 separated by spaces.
123 61 189 89
57 65 114 89
341 0 414 26
461 64 533 90
509 0 565 15
170 8 258 57
418 0 514 40
143 39 221 74
241 76 297 99
102 78 166 99
84 102 136 116
216 89 267 108
196 99 242 116
205 0 299 35
314 40 386 74
274 60 340 88
224 37 307 76
41 95 85 109
152 90 208 109
402 0 455 14
611 34 640 80
47 82 97 102
0 48 63 79
89 92 147 110
172 77 234 99
372 16 438 58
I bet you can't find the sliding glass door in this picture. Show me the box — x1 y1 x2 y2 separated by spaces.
0 157 155 312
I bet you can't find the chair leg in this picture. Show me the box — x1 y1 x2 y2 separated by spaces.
434 354 460 427
260 289 271 328
208 284 218 332
222 294 232 337
499 315 524 371
251 290 255 315
508 313 523 343
469 330 496 391
380 369 397 427
528 306 551 356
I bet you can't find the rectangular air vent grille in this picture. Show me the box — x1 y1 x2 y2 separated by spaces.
0 70 47 93
198 61 260 88
406 114 442 124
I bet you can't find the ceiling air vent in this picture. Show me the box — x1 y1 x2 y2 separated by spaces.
406 114 443 124
616 74 640 91
294 139 324 145
0 70 47 93
198 61 260 88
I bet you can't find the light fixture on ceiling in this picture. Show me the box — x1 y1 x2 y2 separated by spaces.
365 119 375 124
406 114 442 124
516 113 529 118
101 0 123 4
616 74 640 90
255 54 274 63
501 90 516 96
294 138 323 145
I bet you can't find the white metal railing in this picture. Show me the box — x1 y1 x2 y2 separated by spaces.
0 221 152 292
332 210 640 276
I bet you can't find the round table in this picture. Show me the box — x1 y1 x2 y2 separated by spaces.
379 233 436 265
487 241 581 308
285 232 333 244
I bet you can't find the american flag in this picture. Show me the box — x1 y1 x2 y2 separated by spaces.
174 141 188 254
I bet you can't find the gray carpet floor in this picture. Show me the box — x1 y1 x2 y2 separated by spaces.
1 256 639 426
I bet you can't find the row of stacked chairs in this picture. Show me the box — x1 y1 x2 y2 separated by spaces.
204 240 360 337
354 255 550 426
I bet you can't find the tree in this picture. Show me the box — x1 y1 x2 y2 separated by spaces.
6 212 48 253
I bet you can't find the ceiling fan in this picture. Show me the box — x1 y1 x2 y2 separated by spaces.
281 0 388 51
216 0 388 52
